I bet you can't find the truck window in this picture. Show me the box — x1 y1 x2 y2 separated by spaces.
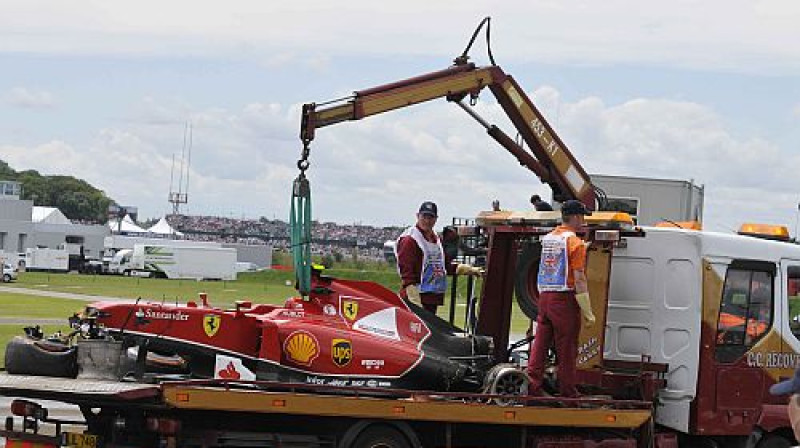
787 266 800 338
716 267 774 363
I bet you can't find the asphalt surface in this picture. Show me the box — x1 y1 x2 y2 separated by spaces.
0 285 133 303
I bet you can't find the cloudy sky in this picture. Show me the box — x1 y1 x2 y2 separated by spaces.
1 1 799 232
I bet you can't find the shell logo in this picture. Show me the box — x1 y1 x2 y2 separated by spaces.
283 330 320 366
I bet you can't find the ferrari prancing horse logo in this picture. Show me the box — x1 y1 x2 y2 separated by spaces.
342 300 359 321
204 314 221 337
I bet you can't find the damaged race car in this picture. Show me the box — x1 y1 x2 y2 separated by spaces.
4 269 529 397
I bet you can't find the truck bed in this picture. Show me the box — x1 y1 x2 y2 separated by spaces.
0 374 652 430
0 373 161 405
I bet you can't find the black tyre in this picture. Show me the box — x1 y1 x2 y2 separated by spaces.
757 434 794 448
4 336 78 378
351 425 411 448
2 274 10 283
514 242 541 320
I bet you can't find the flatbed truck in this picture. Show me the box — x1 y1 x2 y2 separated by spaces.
0 373 664 448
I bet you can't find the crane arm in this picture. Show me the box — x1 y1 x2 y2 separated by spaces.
300 62 595 208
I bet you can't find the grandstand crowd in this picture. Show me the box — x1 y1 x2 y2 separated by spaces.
166 214 404 260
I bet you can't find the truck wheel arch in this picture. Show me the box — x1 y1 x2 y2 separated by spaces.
338 420 422 448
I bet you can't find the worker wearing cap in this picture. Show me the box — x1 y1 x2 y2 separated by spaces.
769 367 800 442
527 199 596 397
395 201 482 314
530 194 554 212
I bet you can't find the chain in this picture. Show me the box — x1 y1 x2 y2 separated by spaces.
297 139 311 173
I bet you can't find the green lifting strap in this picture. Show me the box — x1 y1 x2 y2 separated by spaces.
290 173 312 296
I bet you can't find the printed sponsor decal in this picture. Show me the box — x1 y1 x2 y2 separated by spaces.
284 330 320 366
332 339 353 367
278 310 305 318
353 307 400 340
214 354 255 381
361 359 385 370
306 375 391 388
342 300 359 321
323 304 337 316
746 351 800 369
203 314 221 337
137 308 190 321
577 337 600 365
409 322 422 334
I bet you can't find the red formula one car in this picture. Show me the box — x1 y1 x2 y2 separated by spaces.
6 271 513 395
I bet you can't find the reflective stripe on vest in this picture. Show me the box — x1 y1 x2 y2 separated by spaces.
395 226 447 294
537 230 576 292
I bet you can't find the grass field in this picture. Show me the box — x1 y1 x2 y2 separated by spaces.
0 293 88 319
7 271 299 306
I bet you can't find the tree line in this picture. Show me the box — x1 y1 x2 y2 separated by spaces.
0 160 114 223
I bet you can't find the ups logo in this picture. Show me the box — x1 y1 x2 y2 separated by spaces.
331 339 352 367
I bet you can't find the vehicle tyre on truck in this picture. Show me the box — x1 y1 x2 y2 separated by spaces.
514 241 541 320
4 335 78 378
756 434 795 448
351 426 412 448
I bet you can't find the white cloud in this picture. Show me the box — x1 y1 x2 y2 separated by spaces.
6 87 56 109
1 1 800 74
793 103 800 118
1 88 798 233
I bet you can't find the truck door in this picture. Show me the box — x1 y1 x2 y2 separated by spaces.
778 261 800 382
713 260 776 432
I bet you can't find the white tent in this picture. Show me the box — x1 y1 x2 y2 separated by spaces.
147 217 183 236
108 214 148 234
32 206 71 225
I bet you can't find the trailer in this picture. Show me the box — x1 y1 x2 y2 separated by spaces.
108 245 237 281
0 373 663 448
24 248 69 272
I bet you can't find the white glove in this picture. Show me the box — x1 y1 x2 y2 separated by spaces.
456 263 484 276
405 284 422 305
575 292 596 327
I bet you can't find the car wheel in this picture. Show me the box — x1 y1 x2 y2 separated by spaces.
2 274 10 283
4 336 78 378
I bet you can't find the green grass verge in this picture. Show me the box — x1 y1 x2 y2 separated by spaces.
7 271 298 308
0 292 88 319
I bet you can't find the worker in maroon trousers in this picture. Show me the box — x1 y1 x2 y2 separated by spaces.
527 200 596 397
395 201 482 314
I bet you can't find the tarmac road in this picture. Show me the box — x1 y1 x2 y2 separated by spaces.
0 285 133 303
0 396 84 440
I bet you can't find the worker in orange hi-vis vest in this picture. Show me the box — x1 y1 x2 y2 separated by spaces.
526 200 595 398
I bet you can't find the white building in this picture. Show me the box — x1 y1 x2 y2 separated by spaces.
0 180 109 262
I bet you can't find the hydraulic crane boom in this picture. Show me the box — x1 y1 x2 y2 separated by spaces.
300 61 596 208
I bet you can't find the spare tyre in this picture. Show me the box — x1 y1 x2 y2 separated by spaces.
4 336 78 378
514 242 541 321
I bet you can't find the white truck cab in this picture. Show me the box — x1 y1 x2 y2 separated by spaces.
605 223 800 438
